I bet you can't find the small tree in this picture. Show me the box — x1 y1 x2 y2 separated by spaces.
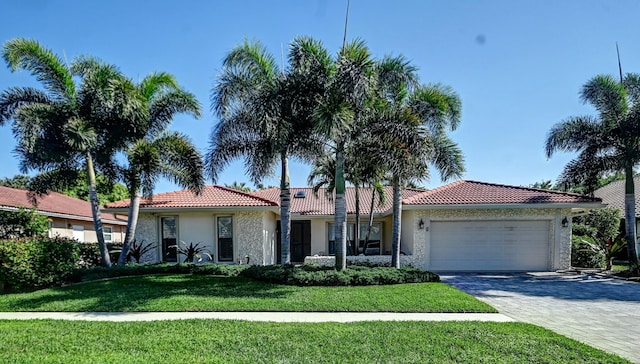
0 207 49 239
573 207 626 270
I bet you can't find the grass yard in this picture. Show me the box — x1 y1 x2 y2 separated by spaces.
0 320 629 363
0 274 495 313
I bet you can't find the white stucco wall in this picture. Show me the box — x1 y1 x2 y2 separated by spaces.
133 213 159 263
410 208 572 271
262 212 277 265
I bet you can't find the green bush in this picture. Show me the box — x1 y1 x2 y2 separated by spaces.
571 235 606 268
0 207 50 239
0 237 79 292
241 264 440 286
78 242 124 268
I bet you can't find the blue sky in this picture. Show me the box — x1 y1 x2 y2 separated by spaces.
2 0 640 193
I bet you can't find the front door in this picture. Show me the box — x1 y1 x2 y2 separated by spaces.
277 220 311 263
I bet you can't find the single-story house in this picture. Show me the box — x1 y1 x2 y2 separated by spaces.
0 186 127 242
593 176 640 252
103 180 603 271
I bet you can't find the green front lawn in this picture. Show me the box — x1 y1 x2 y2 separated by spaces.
0 274 495 313
0 320 629 363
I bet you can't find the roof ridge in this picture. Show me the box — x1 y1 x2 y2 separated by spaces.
211 185 280 206
463 180 598 199
403 180 464 204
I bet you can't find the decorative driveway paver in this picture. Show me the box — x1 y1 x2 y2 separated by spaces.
441 272 640 363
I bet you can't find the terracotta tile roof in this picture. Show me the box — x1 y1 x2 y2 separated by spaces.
403 180 602 206
104 185 278 209
251 186 425 215
593 176 640 217
0 186 126 224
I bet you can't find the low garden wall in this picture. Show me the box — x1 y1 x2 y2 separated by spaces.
304 255 417 267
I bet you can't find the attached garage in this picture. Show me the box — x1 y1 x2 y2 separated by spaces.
429 220 551 271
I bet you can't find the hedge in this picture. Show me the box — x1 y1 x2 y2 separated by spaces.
241 264 440 286
0 237 79 292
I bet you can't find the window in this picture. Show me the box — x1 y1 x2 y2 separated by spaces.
328 222 382 255
103 226 113 242
161 216 178 262
217 216 233 262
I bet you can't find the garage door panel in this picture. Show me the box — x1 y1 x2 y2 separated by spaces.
430 220 549 271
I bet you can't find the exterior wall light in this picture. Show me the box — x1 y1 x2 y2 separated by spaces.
418 219 425 230
561 217 569 228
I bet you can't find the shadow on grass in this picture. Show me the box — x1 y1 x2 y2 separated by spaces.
0 275 293 312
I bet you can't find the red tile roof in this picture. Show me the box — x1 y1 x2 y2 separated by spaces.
0 186 126 224
104 185 278 209
404 180 602 206
251 186 425 215
593 176 640 216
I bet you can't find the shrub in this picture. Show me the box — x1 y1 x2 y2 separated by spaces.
0 237 79 292
78 242 124 268
0 207 50 239
241 264 439 286
571 235 606 268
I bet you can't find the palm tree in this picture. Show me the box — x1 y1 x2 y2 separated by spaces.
208 37 329 265
308 147 386 255
314 39 376 270
0 38 146 267
545 74 640 267
367 55 464 268
117 73 204 265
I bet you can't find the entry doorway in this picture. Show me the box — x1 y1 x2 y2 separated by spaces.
276 220 311 263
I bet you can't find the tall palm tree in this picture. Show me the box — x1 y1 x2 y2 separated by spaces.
117 73 203 265
314 39 376 270
208 37 329 265
546 74 640 267
0 38 146 267
308 147 386 255
367 55 464 268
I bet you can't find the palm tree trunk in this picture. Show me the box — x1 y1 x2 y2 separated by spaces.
363 186 376 255
86 153 111 267
354 183 360 255
624 166 639 266
280 151 291 265
118 192 140 265
391 175 402 269
334 147 347 270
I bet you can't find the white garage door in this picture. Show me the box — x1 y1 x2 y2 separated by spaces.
430 220 550 271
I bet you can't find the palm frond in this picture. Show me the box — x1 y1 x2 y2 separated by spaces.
544 115 603 158
0 87 51 125
2 38 76 101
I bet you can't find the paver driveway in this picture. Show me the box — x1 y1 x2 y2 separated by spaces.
441 272 640 363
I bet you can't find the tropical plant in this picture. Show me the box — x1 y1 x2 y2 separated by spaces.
170 241 212 263
125 240 156 264
0 38 147 267
208 37 329 265
307 154 386 255
116 73 204 265
572 207 626 270
545 74 640 267
313 39 376 270
362 55 464 268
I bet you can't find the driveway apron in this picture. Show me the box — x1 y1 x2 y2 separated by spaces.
441 272 640 363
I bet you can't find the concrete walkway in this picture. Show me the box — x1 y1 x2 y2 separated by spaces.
441 272 640 363
0 311 513 323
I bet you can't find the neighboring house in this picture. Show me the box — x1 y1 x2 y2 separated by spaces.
103 180 603 271
594 176 640 248
0 186 127 243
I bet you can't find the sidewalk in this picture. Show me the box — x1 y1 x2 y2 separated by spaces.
0 311 515 323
